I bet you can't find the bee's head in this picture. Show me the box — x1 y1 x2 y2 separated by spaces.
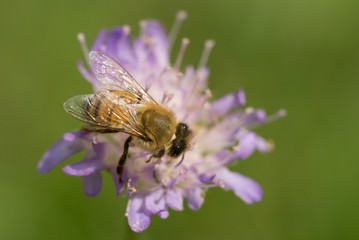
168 123 192 158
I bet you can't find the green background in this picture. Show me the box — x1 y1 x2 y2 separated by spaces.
1 0 358 239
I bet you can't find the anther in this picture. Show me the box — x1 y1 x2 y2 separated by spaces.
169 10 188 52
77 32 90 64
174 38 190 70
127 179 137 194
198 39 215 69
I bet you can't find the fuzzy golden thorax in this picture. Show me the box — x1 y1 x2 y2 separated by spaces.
135 103 177 152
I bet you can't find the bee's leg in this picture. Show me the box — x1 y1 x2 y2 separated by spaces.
117 136 132 183
146 149 165 163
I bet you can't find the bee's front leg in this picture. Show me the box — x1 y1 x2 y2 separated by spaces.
117 136 132 183
146 149 165 163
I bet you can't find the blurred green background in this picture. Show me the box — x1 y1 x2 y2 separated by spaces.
1 0 359 239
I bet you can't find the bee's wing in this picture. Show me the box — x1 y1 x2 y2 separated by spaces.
89 51 157 104
63 93 150 141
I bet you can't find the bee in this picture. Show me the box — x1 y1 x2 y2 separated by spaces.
64 51 192 182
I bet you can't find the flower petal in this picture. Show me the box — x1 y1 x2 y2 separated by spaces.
62 143 106 176
166 189 183 211
62 156 105 176
184 187 204 210
38 132 87 173
234 132 258 159
111 168 125 196
91 29 108 51
127 195 152 232
211 89 246 116
145 188 167 215
105 27 135 70
82 172 102 197
199 173 216 183
140 21 169 68
157 210 169 219
216 169 262 204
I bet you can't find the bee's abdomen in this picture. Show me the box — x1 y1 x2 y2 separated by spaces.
85 91 134 128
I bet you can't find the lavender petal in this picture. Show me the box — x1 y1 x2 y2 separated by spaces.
82 172 102 197
127 195 152 232
38 132 87 173
211 89 246 116
216 168 262 204
91 29 108 51
105 27 135 70
111 168 125 196
184 187 204 210
144 188 167 215
233 132 258 160
140 21 169 67
62 156 105 176
166 189 183 211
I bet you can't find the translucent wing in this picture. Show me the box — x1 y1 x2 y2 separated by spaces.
89 51 157 104
63 91 150 141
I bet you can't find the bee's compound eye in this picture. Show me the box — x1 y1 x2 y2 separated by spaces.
169 139 186 157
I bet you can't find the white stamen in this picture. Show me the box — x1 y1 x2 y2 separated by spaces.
218 181 226 189
169 10 188 52
266 109 287 123
123 25 131 35
198 39 215 69
77 32 90 64
174 38 190 70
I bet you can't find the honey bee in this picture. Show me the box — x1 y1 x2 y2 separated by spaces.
64 51 192 182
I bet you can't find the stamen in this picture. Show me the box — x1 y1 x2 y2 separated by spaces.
77 32 90 64
168 10 188 52
127 178 137 194
123 25 131 35
248 109 287 130
161 91 174 104
198 39 215 69
218 181 226 189
266 109 287 123
174 38 190 70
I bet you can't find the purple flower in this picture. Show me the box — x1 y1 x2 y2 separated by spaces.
38 12 285 232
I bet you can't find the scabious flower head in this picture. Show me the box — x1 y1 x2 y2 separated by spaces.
38 12 285 232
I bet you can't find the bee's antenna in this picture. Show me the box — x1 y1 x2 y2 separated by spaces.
174 38 190 70
77 32 90 65
198 39 215 69
175 154 185 168
169 10 187 53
